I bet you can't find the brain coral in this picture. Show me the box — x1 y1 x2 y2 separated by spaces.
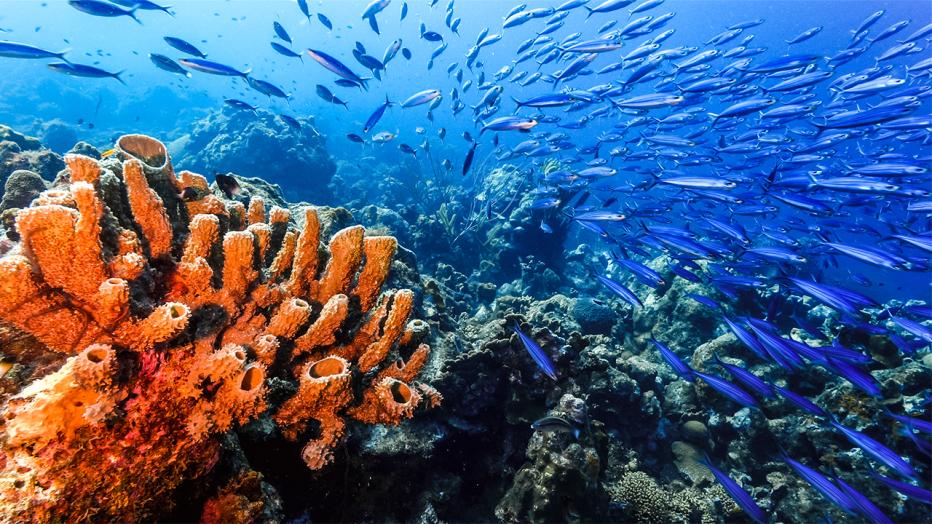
0 134 439 521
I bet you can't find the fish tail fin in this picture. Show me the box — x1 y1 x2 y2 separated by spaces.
163 6 175 16
585 7 595 20
707 112 720 127
129 7 143 25
113 70 127 85
763 162 780 192
56 49 72 64
510 96 523 113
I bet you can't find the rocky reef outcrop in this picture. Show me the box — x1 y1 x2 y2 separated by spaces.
0 125 64 205
171 110 336 205
0 133 438 521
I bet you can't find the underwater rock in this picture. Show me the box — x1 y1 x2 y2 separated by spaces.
572 297 616 335
173 109 335 204
37 119 78 154
0 169 47 214
0 127 65 203
494 394 606 523
630 258 718 349
0 124 42 150
66 140 101 159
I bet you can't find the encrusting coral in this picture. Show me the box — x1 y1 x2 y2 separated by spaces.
0 134 439 521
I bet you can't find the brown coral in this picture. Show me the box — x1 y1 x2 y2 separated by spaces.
0 134 437 522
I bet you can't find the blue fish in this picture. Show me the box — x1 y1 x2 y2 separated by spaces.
782 453 857 514
693 370 758 408
699 456 767 524
47 62 124 84
650 337 694 382
596 274 642 308
513 323 558 381
870 472 932 505
829 421 917 479
307 49 367 87
163 36 206 58
68 0 141 23
713 356 775 398
179 58 249 78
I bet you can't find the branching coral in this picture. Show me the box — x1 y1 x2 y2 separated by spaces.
0 135 439 521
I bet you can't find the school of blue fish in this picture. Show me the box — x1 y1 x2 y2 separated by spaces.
1 0 930 521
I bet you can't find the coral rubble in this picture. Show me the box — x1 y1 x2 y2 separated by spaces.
0 134 437 521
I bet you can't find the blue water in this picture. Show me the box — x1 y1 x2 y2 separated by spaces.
1 0 931 522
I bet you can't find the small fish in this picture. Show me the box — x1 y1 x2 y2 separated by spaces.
297 0 311 20
513 323 558 381
650 337 694 381
69 0 141 23
307 49 366 87
829 421 917 479
398 143 417 157
214 173 241 198
317 13 333 30
149 53 190 77
179 58 249 78
693 370 758 408
364 97 392 133
462 141 477 176
278 114 301 131
401 88 441 107
110 0 171 15
480 116 537 135
163 36 206 58
273 21 292 43
223 98 258 113
783 453 859 514
47 62 124 84
597 275 643 308
0 40 69 61
531 416 581 438
371 131 396 143
271 42 303 61
699 456 767 524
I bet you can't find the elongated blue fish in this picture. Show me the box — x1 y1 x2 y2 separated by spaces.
513 323 558 381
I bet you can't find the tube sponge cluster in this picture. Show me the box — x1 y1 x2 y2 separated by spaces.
0 135 440 521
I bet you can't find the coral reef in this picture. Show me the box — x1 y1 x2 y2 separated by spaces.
171 109 335 204
0 125 64 203
0 134 437 521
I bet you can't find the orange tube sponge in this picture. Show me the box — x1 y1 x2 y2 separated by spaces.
123 159 173 259
117 302 190 349
0 135 438 520
286 207 320 298
274 356 353 469
316 225 364 301
354 236 398 311
253 334 280 366
293 293 349 355
5 347 117 447
65 153 102 184
357 289 414 372
221 231 258 302
17 183 108 304
247 196 266 225
269 205 290 225
265 297 312 339
348 377 422 425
